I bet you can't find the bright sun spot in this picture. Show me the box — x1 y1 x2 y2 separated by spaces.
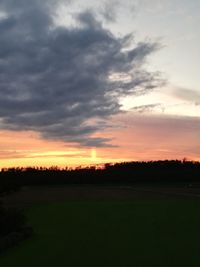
91 148 97 161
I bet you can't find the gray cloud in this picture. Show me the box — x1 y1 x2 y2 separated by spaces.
0 0 162 147
172 87 200 106
100 0 120 22
131 103 163 113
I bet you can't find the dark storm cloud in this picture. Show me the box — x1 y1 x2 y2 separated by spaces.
0 0 162 146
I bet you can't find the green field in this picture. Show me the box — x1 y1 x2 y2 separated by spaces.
1 200 200 267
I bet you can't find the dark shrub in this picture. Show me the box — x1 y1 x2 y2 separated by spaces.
0 206 26 237
21 226 34 239
0 232 24 252
0 205 33 253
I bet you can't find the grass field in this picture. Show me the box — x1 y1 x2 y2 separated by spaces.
1 200 200 267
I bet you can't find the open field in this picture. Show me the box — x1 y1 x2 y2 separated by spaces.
2 183 200 207
1 200 200 267
1 185 200 267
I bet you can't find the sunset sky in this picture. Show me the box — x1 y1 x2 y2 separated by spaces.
0 0 199 168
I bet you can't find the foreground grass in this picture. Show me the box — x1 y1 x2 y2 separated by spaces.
0 200 200 267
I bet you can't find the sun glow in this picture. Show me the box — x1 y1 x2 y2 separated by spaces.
91 148 97 161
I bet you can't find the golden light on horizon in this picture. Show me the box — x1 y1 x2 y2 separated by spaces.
91 148 97 161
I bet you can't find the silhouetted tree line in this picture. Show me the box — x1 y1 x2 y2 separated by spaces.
0 160 200 187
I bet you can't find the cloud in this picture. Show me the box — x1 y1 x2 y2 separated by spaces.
26 152 86 159
0 150 86 160
0 0 162 147
172 87 200 106
131 103 163 113
111 113 200 160
0 150 27 159
100 0 120 22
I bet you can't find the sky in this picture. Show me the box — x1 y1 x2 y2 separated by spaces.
0 0 199 168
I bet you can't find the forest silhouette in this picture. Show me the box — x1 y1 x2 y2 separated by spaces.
1 160 200 193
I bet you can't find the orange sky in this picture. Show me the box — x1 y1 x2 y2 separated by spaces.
1 113 199 169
